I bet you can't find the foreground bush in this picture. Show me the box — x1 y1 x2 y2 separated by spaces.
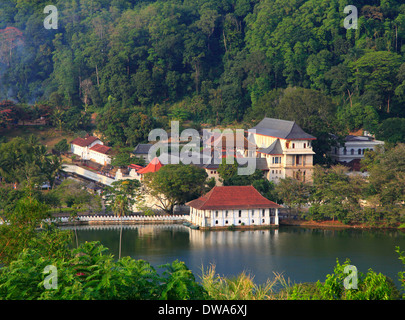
0 241 207 300
0 241 403 300
285 258 402 300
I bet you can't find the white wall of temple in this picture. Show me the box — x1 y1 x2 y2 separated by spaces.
190 207 279 227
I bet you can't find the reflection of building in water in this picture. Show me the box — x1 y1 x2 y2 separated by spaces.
187 186 282 228
188 228 279 249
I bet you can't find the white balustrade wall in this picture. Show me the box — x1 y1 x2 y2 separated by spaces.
0 215 190 225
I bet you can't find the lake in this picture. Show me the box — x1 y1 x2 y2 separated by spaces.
68 224 405 288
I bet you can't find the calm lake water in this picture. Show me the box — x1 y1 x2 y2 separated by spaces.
68 225 405 288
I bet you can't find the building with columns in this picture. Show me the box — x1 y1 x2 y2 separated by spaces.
247 118 316 183
186 186 282 228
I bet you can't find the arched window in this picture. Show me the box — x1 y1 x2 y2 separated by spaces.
358 149 361 155
351 149 354 155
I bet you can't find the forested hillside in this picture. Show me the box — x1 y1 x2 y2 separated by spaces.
1 0 405 152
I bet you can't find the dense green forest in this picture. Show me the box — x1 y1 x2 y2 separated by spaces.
1 0 405 151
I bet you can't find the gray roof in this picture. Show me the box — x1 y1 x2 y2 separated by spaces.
345 135 373 142
249 118 316 140
133 144 153 155
257 139 283 155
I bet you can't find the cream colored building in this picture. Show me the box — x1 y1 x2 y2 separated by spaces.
187 186 282 228
248 118 316 183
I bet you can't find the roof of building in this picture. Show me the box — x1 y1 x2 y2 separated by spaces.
249 118 316 140
186 186 282 210
137 157 163 174
257 138 284 155
194 157 268 171
205 131 257 150
89 144 112 155
128 164 144 170
345 135 374 142
71 135 100 147
133 143 154 155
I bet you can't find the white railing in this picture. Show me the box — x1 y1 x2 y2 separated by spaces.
50 215 189 224
0 215 190 225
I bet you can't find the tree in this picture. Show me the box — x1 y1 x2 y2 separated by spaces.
354 51 402 113
0 190 72 265
54 139 69 154
376 118 405 144
308 165 364 223
111 149 133 167
104 180 141 217
143 164 208 214
275 177 311 216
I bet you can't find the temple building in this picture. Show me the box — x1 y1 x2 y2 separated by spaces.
247 118 316 183
187 186 282 228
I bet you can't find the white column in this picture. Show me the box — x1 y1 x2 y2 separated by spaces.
275 208 279 226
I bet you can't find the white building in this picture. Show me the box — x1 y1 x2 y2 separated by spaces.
330 135 384 163
186 185 282 228
70 135 112 166
248 118 316 183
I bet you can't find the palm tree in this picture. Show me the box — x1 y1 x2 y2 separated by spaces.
104 180 141 259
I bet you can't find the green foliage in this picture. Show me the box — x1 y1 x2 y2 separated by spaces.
103 179 142 217
54 139 69 153
1 0 405 147
396 246 405 298
143 164 208 214
0 136 63 189
287 258 401 300
0 241 207 300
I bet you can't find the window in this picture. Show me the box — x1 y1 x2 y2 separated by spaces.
225 220 228 224
251 210 254 216
351 149 354 155
358 149 361 155
343 148 347 155
225 210 228 217
238 210 242 218
292 143 295 149
262 209 265 217
304 143 307 149
262 219 265 223
215 220 218 225
215 211 218 217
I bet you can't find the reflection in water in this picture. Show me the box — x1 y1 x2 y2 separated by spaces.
65 225 405 287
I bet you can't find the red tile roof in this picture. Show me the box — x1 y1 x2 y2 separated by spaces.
70 136 100 147
187 186 282 210
137 157 163 174
89 143 111 155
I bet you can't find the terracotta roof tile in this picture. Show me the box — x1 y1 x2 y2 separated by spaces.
89 144 111 155
187 186 281 210
70 136 100 147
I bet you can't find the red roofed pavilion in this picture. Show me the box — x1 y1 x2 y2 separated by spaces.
187 186 282 228
137 157 163 174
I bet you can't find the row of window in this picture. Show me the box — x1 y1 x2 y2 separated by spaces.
215 219 267 225
336 148 374 155
286 142 310 149
214 209 275 218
